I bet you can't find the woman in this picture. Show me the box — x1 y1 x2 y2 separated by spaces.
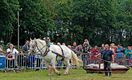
6 43 19 68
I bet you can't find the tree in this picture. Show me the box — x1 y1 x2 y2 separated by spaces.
0 0 19 43
17 0 53 44
0 0 131 46
114 0 132 45
44 0 74 44
72 0 116 45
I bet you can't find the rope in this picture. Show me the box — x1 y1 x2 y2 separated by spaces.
99 58 112 63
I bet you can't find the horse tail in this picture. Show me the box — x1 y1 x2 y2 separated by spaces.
71 51 82 67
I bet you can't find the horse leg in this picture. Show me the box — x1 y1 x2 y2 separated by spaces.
45 62 53 76
48 65 52 75
52 66 60 75
51 59 60 75
64 59 71 75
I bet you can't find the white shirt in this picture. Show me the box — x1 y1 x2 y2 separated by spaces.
7 48 19 59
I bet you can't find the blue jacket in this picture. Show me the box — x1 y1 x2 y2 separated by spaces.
116 47 123 58
100 49 113 61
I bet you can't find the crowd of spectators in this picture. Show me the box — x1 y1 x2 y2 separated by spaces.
0 38 132 70
67 39 132 66
0 40 32 69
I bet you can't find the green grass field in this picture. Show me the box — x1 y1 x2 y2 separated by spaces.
0 68 131 80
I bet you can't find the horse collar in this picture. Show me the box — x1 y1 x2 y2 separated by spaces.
43 47 50 56
35 40 49 56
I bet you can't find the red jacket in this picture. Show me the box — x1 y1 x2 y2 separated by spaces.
90 48 99 59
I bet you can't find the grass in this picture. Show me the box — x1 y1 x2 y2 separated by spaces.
0 68 131 80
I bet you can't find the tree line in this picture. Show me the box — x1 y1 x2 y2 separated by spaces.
0 0 132 46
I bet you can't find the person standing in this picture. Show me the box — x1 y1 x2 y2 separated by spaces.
82 39 91 65
110 43 117 59
22 40 30 55
124 46 132 65
100 44 114 76
71 42 77 51
83 39 91 53
90 46 99 64
116 44 124 64
6 43 19 68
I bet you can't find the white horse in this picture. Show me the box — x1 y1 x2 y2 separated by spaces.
29 38 81 75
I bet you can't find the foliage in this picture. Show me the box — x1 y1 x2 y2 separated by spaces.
18 0 53 44
72 0 116 45
0 0 131 46
0 0 19 43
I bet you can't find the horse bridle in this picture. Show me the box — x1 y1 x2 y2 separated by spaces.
34 40 49 56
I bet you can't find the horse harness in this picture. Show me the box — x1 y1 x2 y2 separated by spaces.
35 40 49 56
52 45 65 61
34 40 65 60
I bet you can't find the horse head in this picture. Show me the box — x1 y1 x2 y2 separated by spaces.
29 38 48 55
29 38 37 54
